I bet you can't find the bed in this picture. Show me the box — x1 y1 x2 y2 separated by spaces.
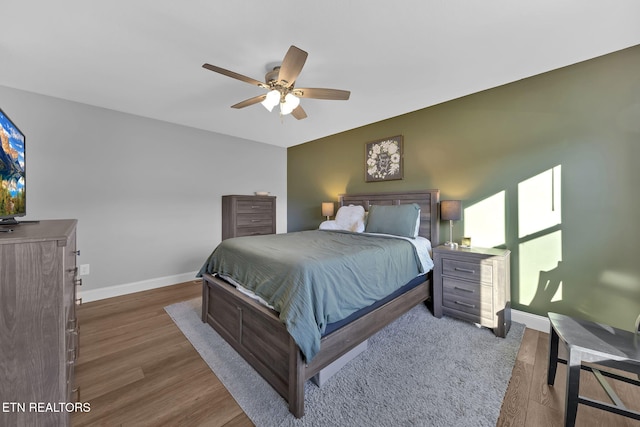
199 189 439 417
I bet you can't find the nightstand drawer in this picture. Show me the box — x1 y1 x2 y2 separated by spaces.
442 258 493 284
442 278 493 319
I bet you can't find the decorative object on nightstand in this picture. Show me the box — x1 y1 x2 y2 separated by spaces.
321 202 334 220
440 200 462 248
222 195 276 240
461 236 472 248
432 245 511 338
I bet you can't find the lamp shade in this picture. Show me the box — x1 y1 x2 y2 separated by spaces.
440 200 462 221
322 202 334 218
261 90 280 112
280 93 300 115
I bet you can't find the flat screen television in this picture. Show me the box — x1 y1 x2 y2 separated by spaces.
0 108 26 225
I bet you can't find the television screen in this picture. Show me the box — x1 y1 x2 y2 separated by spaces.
0 108 26 223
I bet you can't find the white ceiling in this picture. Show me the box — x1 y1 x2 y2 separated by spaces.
2 1 639 148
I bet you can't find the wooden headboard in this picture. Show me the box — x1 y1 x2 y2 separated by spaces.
339 189 440 244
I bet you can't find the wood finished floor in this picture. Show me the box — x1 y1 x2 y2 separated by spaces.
72 281 640 427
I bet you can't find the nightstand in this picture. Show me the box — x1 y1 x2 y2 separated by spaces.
432 245 511 337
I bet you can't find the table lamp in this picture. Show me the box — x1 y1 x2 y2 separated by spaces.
322 202 334 220
440 200 462 248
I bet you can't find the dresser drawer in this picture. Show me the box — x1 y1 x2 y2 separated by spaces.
235 226 274 237
442 277 493 320
442 258 493 284
236 213 274 227
236 200 274 213
66 349 77 402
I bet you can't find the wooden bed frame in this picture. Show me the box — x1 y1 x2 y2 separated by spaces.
201 189 440 417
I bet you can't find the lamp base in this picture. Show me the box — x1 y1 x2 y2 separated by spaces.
446 220 457 248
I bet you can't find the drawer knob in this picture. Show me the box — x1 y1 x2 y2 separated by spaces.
454 267 475 274
454 286 474 293
71 387 81 403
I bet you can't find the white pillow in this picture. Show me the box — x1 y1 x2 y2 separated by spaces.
319 220 341 230
334 204 366 232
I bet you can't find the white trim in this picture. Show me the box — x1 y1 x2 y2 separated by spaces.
78 271 199 303
79 276 552 334
512 308 549 332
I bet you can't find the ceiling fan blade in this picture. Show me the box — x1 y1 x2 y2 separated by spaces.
202 63 267 88
293 88 350 100
291 105 308 120
231 94 267 109
278 46 308 87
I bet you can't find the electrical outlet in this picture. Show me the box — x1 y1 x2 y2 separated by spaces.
79 264 90 276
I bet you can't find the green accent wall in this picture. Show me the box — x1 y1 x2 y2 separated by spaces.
287 45 640 331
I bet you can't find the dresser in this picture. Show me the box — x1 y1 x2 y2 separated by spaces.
432 245 511 338
0 220 79 427
221 195 276 240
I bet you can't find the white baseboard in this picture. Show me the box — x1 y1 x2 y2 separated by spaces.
79 275 551 333
78 271 199 303
512 309 549 332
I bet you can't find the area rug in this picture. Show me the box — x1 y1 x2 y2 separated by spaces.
165 299 524 427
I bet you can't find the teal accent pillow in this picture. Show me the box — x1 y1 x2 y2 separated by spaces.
365 203 420 238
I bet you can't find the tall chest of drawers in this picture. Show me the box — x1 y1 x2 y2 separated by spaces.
0 219 79 427
432 245 511 338
222 195 276 240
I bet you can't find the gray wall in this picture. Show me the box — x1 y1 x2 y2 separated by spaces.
0 85 287 295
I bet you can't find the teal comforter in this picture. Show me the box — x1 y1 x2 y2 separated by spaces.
197 230 425 362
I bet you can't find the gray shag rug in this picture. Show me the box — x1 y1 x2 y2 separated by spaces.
165 299 524 427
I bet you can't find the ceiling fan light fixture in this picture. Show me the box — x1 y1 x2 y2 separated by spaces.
280 93 300 115
203 45 349 120
261 89 280 112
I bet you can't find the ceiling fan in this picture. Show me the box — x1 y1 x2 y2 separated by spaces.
202 45 350 120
